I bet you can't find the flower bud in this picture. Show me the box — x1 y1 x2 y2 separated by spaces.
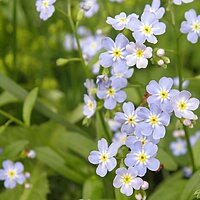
27 150 36 159
56 58 68 66
157 59 164 66
25 172 31 180
141 181 149 190
135 193 143 200
156 48 165 57
183 119 192 127
24 183 32 189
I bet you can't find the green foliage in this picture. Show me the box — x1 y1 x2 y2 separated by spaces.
23 87 38 126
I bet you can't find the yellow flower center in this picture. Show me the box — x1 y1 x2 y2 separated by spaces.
120 136 127 143
120 18 127 23
123 175 131 184
150 116 159 125
160 91 168 99
143 26 151 34
88 101 93 109
179 102 186 110
101 154 108 162
138 153 147 162
136 49 144 57
107 88 115 96
8 170 16 178
91 43 97 49
43 0 48 8
193 22 200 31
127 116 135 124
113 49 121 58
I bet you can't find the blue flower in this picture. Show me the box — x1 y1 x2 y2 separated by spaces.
126 134 159 149
99 33 129 68
83 94 96 118
170 138 187 156
180 9 200 44
146 77 179 113
113 167 143 196
96 75 111 90
137 104 170 140
0 160 25 189
171 90 199 120
114 102 140 134
124 142 160 176
88 138 118 177
173 0 193 5
80 0 99 18
128 12 166 44
126 42 152 69
36 0 56 21
112 132 127 147
97 80 127 110
110 65 134 88
143 0 165 20
107 119 121 132
84 79 96 96
106 12 138 31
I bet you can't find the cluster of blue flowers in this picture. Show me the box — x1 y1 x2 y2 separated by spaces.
83 0 200 197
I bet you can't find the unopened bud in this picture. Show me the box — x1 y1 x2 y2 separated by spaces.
141 181 149 190
77 9 84 21
56 58 68 66
157 48 165 57
162 56 170 64
24 183 32 189
135 193 143 200
183 119 192 127
27 150 36 159
157 59 164 66
25 172 31 180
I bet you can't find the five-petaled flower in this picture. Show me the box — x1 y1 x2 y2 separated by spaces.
88 138 118 177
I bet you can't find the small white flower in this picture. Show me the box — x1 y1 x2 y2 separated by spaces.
126 42 152 69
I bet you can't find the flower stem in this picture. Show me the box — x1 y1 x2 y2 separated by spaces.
67 0 88 77
183 125 196 171
13 0 17 73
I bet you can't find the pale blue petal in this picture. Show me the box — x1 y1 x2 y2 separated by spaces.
104 97 117 110
115 91 127 103
88 151 100 164
98 138 108 152
102 37 114 51
108 143 118 156
99 52 113 68
147 158 160 171
120 185 133 196
113 175 123 188
106 157 117 171
153 125 165 140
114 112 126 123
131 177 143 190
144 142 158 156
96 163 107 177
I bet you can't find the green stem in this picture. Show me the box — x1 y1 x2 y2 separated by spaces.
67 0 88 77
0 109 24 126
13 0 17 71
99 111 112 142
183 125 196 171
170 5 183 91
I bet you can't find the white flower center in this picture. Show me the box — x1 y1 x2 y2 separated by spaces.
43 0 49 8
142 25 152 35
7 169 16 179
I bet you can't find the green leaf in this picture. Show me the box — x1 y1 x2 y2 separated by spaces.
82 176 104 199
19 169 49 200
148 172 187 200
23 87 38 126
0 140 29 162
193 138 200 168
57 131 96 159
157 148 178 171
0 91 18 107
180 169 200 200
0 73 87 135
35 146 85 184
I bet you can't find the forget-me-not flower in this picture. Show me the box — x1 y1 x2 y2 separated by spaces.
106 12 138 31
170 138 187 156
83 94 96 118
171 90 199 120
114 102 140 134
113 167 143 196
124 142 160 177
173 0 193 5
143 0 165 20
128 12 166 44
180 9 200 44
137 104 170 140
126 42 152 69
88 138 118 177
146 77 179 113
97 80 127 110
112 132 127 148
36 0 56 21
110 65 134 88
0 160 25 189
99 33 129 68
80 0 99 18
